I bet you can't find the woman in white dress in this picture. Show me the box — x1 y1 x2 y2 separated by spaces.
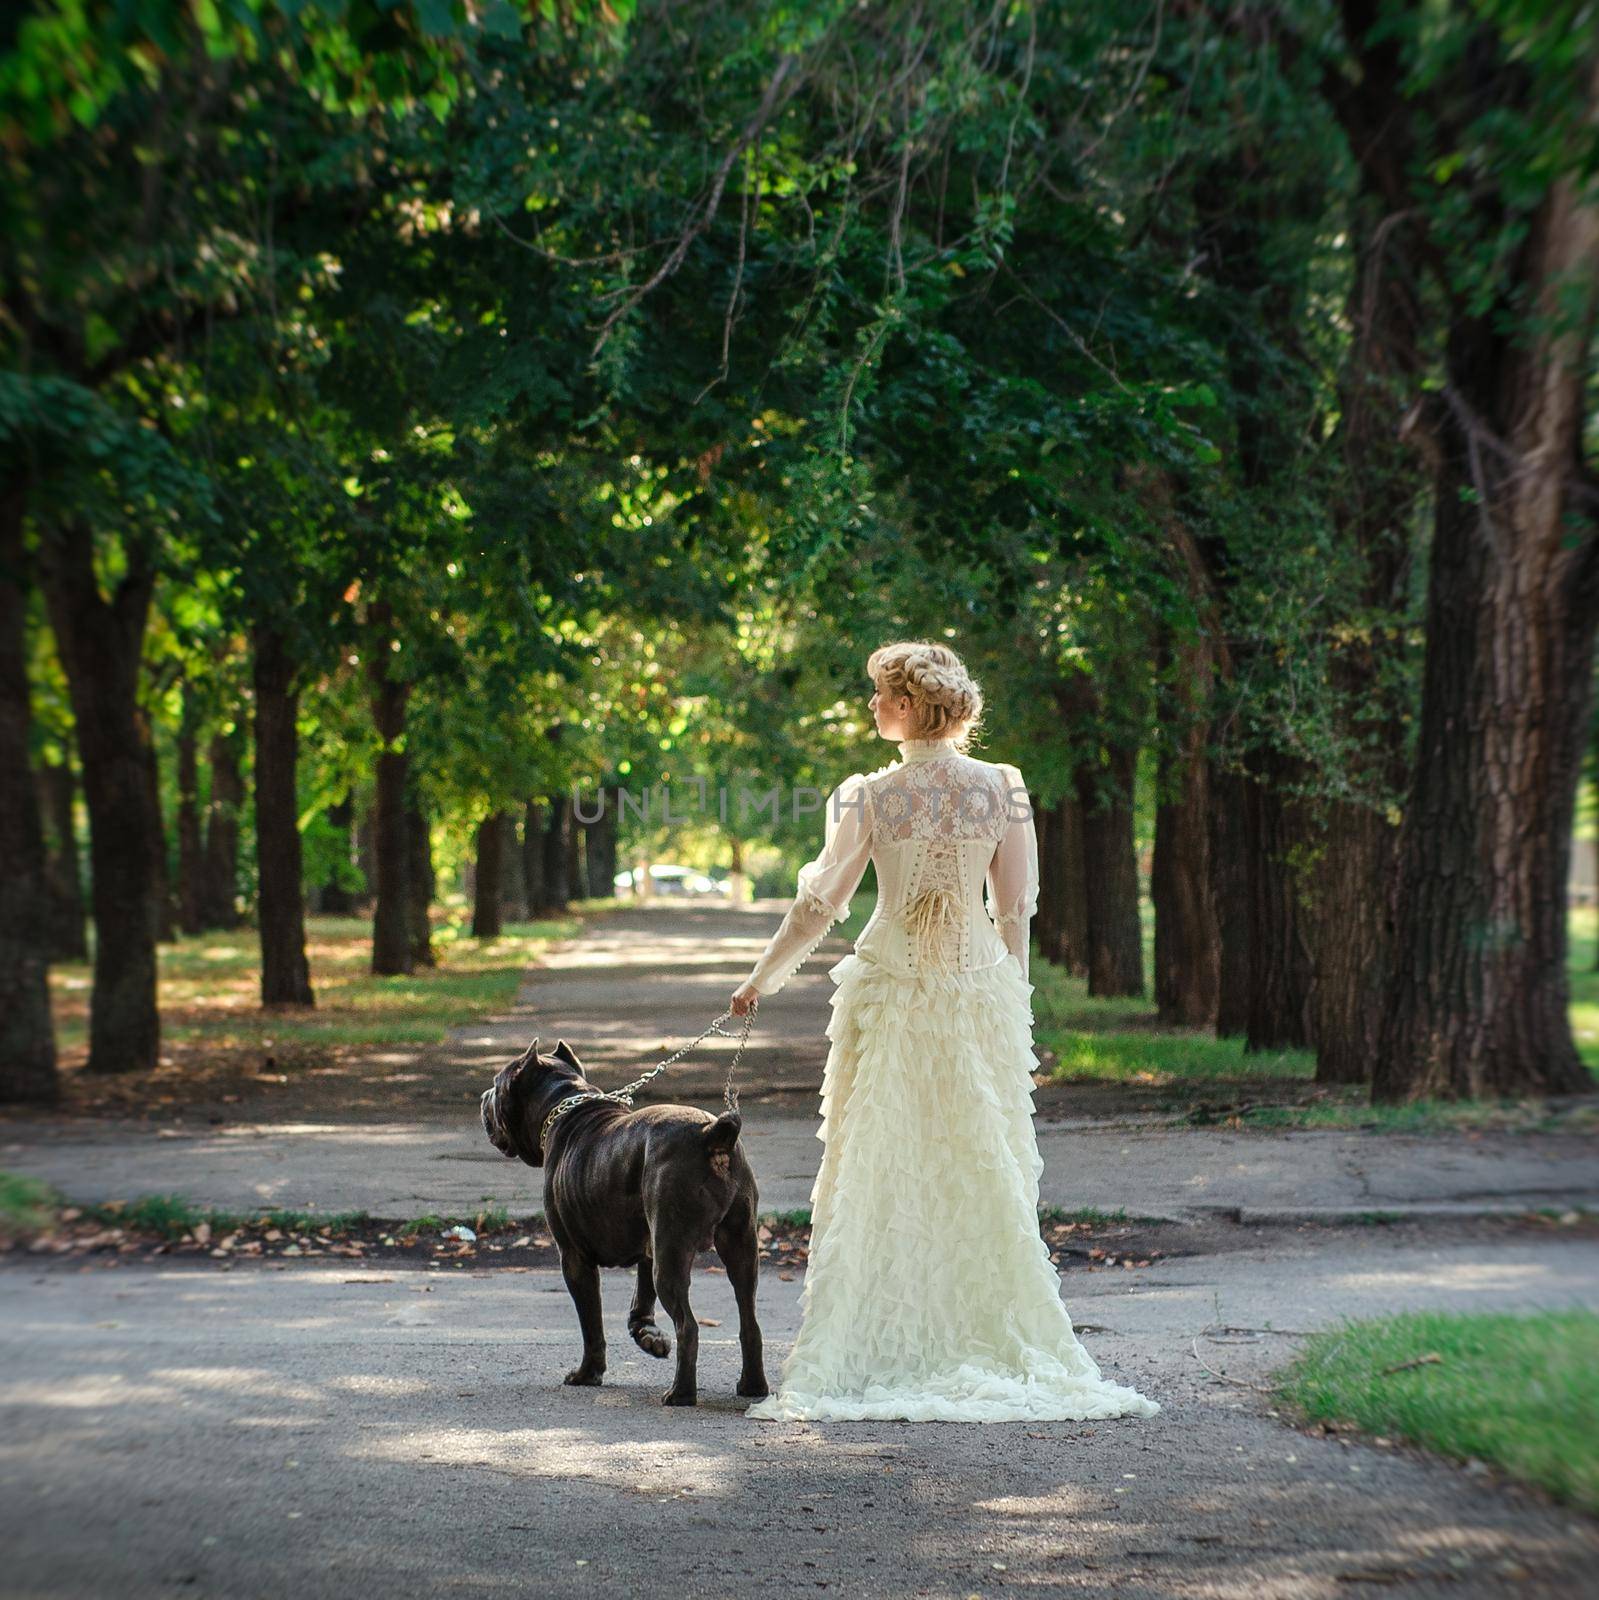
728 641 1161 1424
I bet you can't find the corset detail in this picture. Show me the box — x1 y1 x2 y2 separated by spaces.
902 884 962 975
897 836 969 973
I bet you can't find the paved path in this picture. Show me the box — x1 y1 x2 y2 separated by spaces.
5 903 1597 1222
7 1110 1597 1223
4 1222 1596 1597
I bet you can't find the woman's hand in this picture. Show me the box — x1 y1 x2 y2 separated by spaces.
730 981 761 1018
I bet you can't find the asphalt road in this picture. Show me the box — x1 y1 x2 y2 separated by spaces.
4 1220 1596 1598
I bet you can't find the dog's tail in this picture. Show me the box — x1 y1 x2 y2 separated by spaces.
702 1110 742 1157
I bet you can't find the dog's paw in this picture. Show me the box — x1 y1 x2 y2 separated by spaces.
564 1366 604 1387
660 1385 698 1407
630 1323 671 1359
736 1375 770 1399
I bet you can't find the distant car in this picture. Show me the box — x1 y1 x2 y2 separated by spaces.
613 865 731 898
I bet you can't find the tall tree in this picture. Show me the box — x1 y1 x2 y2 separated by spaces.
0 489 59 1101
253 625 314 1007
1321 3 1599 1099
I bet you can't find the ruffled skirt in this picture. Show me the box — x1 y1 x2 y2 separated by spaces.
744 951 1161 1424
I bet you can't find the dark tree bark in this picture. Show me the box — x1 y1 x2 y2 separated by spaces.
473 813 507 939
319 793 356 915
1310 800 1398 1082
1244 753 1315 1052
1302 44 1427 1084
499 809 529 920
1152 628 1220 1028
1036 798 1088 976
1153 755 1219 1027
1358 42 1599 1099
1076 747 1144 998
540 794 571 914
1207 763 1254 1038
404 800 435 968
176 684 205 936
1184 126 1325 1048
584 789 619 901
200 729 243 929
38 518 160 1074
0 489 59 1102
366 601 412 976
37 755 87 961
252 624 314 1007
522 799 546 914
1056 793 1090 975
567 803 588 901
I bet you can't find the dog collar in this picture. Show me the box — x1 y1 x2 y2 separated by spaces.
539 1088 633 1150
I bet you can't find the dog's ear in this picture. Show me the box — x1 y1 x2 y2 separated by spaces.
506 1038 539 1082
552 1038 582 1070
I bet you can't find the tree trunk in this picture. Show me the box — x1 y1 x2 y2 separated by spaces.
252 624 314 1007
1376 225 1599 1094
473 813 506 939
367 602 412 976
176 685 205 936
586 790 618 901
499 809 528 920
1207 762 1254 1037
319 793 356 915
568 804 588 901
1076 747 1143 998
1037 798 1088 976
405 800 435 968
38 518 160 1074
1309 800 1397 1083
1244 757 1315 1052
540 794 571 913
1316 3 1599 1101
1153 751 1219 1027
37 755 87 961
1306 101 1425 1084
523 799 546 914
200 729 243 929
1153 626 1220 1027
0 488 60 1101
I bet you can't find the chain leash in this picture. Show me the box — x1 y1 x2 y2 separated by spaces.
538 998 759 1149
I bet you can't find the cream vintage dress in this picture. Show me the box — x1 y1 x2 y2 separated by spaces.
740 734 1161 1423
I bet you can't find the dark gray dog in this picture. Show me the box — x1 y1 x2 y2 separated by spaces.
479 1036 768 1407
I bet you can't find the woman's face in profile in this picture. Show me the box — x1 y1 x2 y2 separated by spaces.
870 678 912 739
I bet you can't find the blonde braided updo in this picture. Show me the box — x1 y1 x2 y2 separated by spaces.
867 641 985 751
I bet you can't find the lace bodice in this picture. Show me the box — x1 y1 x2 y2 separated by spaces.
744 736 1040 996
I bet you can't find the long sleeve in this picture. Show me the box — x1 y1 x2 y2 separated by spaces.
987 762 1039 981
745 774 874 996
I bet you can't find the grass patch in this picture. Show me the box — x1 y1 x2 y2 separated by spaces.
1039 1204 1131 1224
1571 905 1597 1073
0 1172 59 1238
1231 1097 1599 1134
1030 904 1598 1117
759 1207 813 1227
1275 1309 1599 1514
46 910 596 1061
1030 953 1314 1088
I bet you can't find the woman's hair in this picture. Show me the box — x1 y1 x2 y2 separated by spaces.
867 641 985 751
